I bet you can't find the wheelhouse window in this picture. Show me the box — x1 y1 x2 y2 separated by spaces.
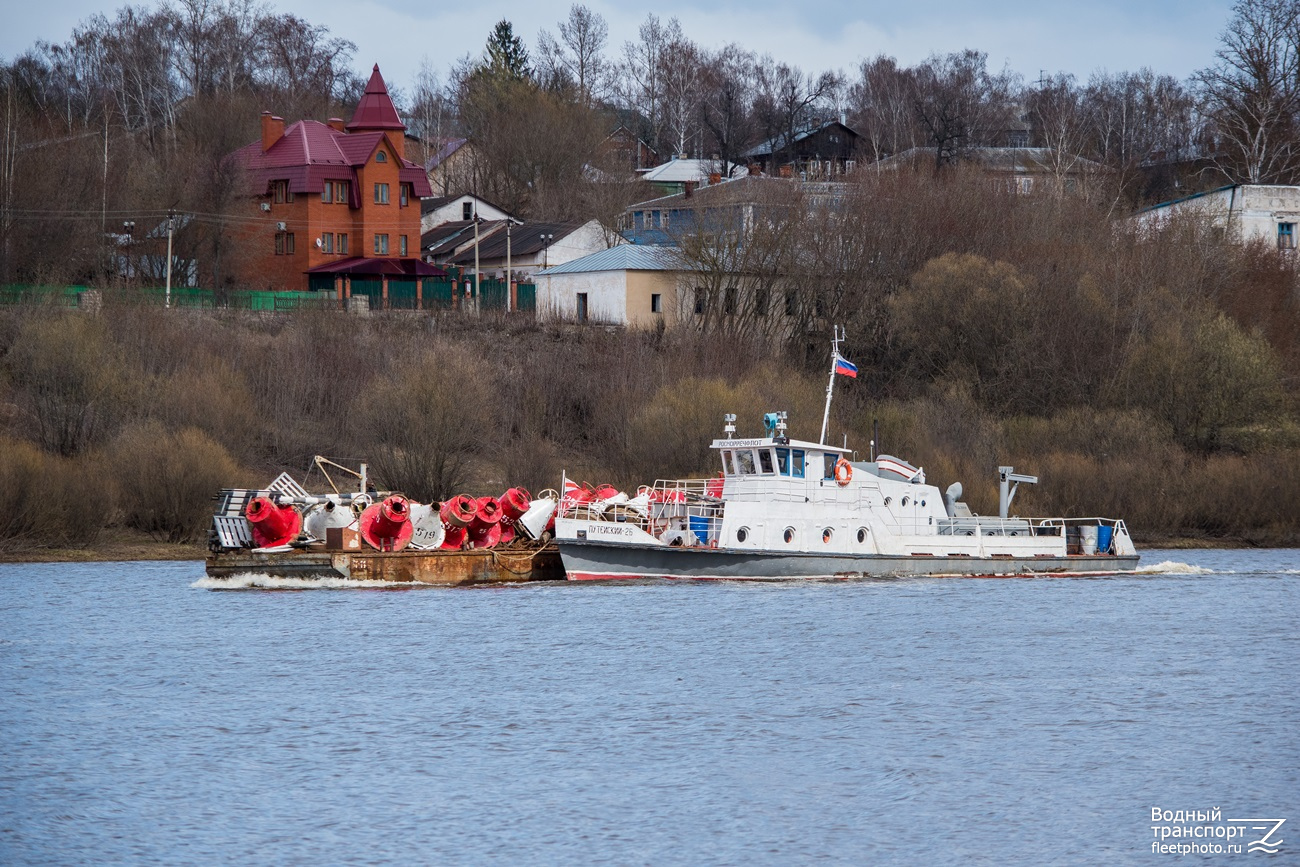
736 450 757 475
721 449 734 474
823 453 837 480
758 448 775 474
776 447 790 475
791 449 805 478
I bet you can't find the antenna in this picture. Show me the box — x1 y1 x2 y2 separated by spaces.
723 413 736 439
819 325 847 445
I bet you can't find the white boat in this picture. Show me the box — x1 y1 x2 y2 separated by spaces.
555 331 1139 581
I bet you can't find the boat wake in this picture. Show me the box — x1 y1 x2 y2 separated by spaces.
1133 560 1217 575
192 573 411 590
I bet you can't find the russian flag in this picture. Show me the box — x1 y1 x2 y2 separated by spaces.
834 355 858 378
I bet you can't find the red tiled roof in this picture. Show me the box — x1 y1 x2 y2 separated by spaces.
347 65 405 132
230 119 432 198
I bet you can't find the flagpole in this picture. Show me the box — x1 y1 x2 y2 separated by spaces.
819 325 844 445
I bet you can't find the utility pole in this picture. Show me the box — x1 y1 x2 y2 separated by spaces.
505 220 512 313
472 208 481 315
164 210 175 308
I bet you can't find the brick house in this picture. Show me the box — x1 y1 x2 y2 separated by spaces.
229 65 439 300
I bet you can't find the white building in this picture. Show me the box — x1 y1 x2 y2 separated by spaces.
536 245 687 326
419 193 513 234
1133 184 1300 248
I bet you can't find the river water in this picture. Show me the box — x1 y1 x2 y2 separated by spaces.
1 549 1296 865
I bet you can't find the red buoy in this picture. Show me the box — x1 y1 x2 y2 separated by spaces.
441 524 468 549
440 494 477 528
474 496 502 524
359 495 414 552
594 484 620 500
499 488 531 521
245 497 302 548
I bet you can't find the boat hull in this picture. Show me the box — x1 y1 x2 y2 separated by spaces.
206 545 565 586
558 540 1139 581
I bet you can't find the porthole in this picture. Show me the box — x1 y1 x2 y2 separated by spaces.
884 497 892 506
822 528 834 543
920 500 927 507
857 528 868 543
783 527 795 544
901 496 910 506
737 526 750 543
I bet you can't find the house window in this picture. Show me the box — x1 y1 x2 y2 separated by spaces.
694 287 708 315
576 293 589 323
754 288 769 316
652 211 661 228
376 151 387 163
338 233 348 254
321 232 333 253
1279 222 1296 249
723 286 737 315
374 234 389 255
274 232 295 255
374 183 389 204
272 180 292 203
651 293 662 313
784 290 797 316
400 235 408 257
335 181 349 203
463 202 473 220
322 182 332 203
400 184 409 207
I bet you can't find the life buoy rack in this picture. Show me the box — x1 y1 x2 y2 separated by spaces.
834 458 853 487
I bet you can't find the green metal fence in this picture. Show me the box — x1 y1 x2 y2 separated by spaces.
0 282 539 313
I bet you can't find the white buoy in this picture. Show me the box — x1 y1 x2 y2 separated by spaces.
408 503 447 550
517 498 557 540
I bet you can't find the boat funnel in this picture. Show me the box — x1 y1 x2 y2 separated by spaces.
944 482 963 518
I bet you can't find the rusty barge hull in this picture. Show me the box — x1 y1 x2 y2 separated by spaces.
205 545 565 586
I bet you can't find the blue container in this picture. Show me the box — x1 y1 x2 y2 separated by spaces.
688 516 710 545
1096 525 1114 554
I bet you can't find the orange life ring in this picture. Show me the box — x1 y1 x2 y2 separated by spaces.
834 458 852 487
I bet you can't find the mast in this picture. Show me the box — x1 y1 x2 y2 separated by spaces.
819 325 845 445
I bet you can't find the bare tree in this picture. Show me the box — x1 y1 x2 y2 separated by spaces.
911 49 1016 168
752 58 841 171
847 54 920 163
1197 0 1300 183
699 44 757 171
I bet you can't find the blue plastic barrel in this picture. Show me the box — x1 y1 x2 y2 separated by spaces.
688 516 709 545
1096 525 1114 554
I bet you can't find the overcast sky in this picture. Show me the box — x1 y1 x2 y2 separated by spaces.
3 0 1235 97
